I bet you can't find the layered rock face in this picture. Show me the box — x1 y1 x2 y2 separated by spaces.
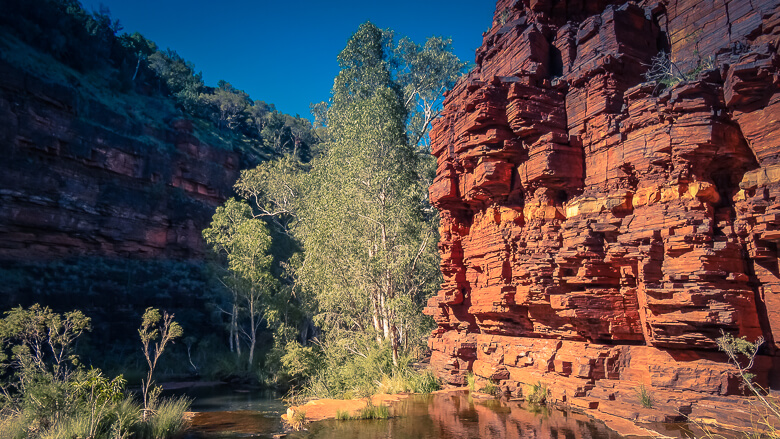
426 0 780 424
0 57 239 260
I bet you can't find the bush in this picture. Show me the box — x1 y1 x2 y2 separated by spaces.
480 380 499 397
716 332 779 437
358 401 390 420
287 409 308 431
0 306 189 439
284 335 440 403
643 50 716 90
527 381 548 405
136 396 191 439
636 384 653 408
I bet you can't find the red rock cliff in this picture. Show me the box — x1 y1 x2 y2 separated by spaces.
426 0 780 426
0 57 239 260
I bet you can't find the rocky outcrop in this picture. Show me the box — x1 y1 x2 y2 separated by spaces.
0 56 239 260
426 0 780 427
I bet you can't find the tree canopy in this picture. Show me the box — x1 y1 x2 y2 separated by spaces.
219 22 459 374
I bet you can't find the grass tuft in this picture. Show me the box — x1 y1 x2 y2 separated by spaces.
358 401 390 420
287 409 308 431
636 384 653 408
527 381 548 405
137 396 191 439
480 380 499 397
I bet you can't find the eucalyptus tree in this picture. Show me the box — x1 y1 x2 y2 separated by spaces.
392 35 468 149
297 22 435 366
215 22 464 371
202 198 276 368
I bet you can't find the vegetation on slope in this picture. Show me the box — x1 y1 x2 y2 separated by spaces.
0 0 320 166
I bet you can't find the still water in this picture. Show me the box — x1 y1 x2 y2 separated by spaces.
181 385 628 439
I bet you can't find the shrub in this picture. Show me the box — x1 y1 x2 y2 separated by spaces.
358 401 390 420
527 381 548 405
467 372 476 393
287 409 308 431
376 368 440 395
643 50 715 90
716 332 779 437
480 380 499 397
136 396 191 439
636 384 653 408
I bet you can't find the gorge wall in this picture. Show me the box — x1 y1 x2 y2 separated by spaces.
0 55 239 261
425 0 780 426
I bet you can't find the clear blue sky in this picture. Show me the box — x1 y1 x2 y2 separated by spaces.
89 0 496 118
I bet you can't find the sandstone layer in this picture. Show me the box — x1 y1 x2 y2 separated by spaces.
425 0 780 427
0 56 239 260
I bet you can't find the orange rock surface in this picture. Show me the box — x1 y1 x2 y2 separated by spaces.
425 0 780 427
282 393 412 422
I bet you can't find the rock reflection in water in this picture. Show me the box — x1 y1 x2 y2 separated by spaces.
295 392 623 439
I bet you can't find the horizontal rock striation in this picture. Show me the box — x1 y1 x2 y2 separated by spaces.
0 57 239 260
426 0 780 426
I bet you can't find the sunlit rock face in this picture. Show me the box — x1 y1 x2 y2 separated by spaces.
426 0 780 424
0 58 239 260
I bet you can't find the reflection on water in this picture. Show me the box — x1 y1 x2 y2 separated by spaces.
183 386 626 439
178 385 286 438
290 393 623 439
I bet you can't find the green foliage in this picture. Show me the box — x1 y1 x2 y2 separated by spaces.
280 342 323 384
136 397 191 439
377 368 440 395
203 198 274 286
0 412 28 439
0 257 233 382
200 80 251 131
284 336 438 403
108 397 141 439
643 49 716 90
300 22 440 368
467 372 476 393
148 48 204 112
636 384 653 408
717 333 780 420
288 409 308 431
0 304 90 382
0 305 188 439
392 34 469 147
336 409 351 420
138 308 182 419
358 401 390 420
0 0 122 72
527 381 548 405
481 381 499 397
207 20 461 391
203 198 281 369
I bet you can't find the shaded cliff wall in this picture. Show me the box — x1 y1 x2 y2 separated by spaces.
425 0 780 425
0 37 244 372
0 56 239 260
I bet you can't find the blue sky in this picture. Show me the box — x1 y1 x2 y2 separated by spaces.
90 0 496 118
